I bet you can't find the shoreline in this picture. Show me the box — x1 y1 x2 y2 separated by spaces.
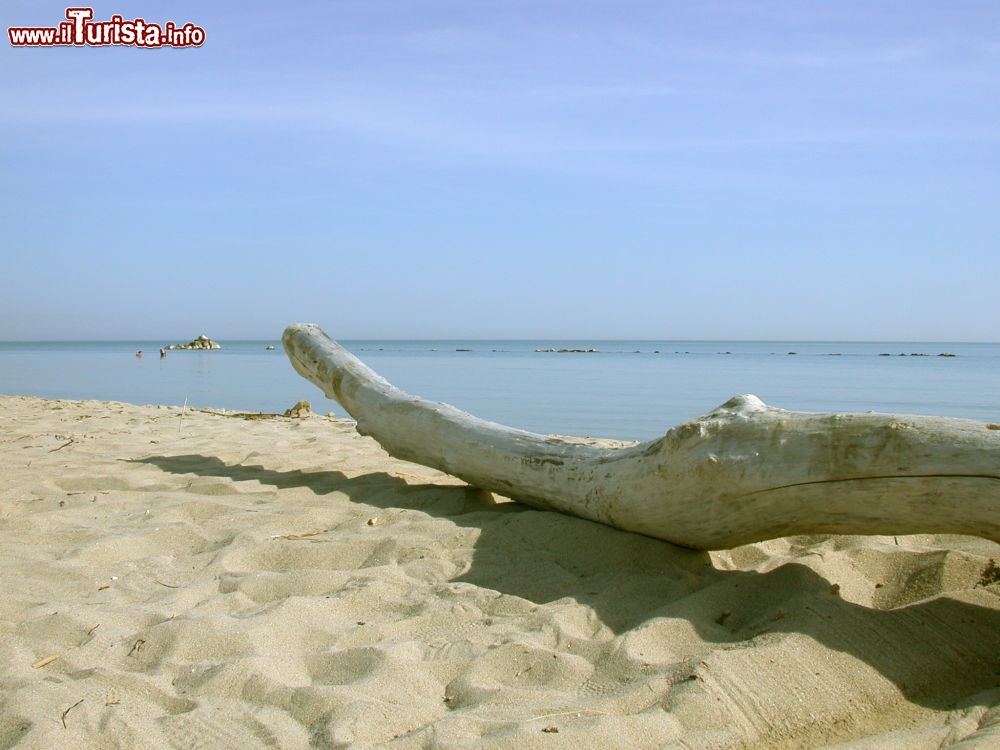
2 395 999 748
2 340 998 442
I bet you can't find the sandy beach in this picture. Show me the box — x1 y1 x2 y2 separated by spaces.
1 394 998 749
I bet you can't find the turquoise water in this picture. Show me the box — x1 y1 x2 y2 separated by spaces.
0 340 997 440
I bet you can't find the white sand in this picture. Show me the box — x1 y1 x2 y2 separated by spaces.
1 395 998 749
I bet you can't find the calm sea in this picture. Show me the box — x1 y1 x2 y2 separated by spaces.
0 340 997 440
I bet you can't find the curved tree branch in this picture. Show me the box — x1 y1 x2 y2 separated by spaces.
284 323 1000 549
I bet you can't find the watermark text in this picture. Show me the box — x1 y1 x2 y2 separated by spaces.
9 7 205 48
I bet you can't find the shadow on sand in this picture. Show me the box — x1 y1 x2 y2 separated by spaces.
136 453 1000 711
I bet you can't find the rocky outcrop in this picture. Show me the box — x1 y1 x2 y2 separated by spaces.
283 400 312 418
167 335 221 351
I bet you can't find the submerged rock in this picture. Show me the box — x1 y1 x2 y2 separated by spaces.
167 335 221 351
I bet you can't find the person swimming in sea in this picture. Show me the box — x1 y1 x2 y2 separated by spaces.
135 350 143 358
159 348 166 358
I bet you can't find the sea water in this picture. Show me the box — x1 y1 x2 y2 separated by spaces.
0 340 996 440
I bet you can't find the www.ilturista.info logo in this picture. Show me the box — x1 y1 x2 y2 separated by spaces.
8 7 205 48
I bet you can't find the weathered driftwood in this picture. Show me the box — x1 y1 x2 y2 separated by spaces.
283 323 1000 550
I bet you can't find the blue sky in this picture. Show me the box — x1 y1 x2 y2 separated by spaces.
2 1 998 340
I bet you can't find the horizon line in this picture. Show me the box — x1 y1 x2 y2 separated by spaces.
2 338 998 345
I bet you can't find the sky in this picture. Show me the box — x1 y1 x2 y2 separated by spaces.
1 1 998 341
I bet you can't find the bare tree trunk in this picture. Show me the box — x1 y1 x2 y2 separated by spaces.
284 323 1000 550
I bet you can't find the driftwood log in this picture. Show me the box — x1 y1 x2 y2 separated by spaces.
283 323 1000 550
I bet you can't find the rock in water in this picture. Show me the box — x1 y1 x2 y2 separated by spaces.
167 335 222 350
283 400 312 418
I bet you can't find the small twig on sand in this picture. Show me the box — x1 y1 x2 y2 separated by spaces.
531 709 608 721
32 654 60 669
154 581 182 588
79 624 100 646
61 699 84 728
127 639 145 657
274 529 324 540
48 439 74 453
